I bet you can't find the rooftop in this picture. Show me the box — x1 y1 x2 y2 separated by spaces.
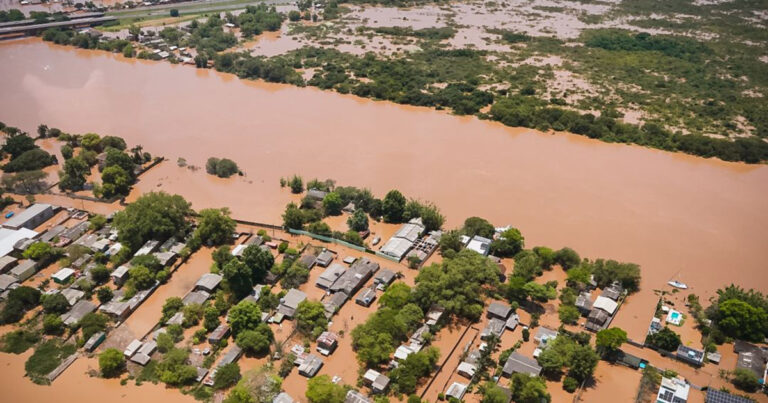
195 273 223 292
503 352 542 377
2 203 52 229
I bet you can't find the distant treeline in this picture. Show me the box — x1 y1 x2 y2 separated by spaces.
490 96 768 163
583 29 709 61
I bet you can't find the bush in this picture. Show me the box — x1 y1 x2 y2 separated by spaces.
563 376 579 392
99 348 126 378
0 329 40 354
170 8 179 17
213 362 240 390
43 314 65 335
206 157 240 178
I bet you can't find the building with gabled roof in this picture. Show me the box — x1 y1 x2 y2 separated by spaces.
502 352 542 377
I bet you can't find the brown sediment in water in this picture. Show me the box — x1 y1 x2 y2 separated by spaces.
1 38 767 347
0 350 196 403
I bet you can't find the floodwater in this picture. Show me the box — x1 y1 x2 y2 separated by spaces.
1 37 768 350
0 350 195 403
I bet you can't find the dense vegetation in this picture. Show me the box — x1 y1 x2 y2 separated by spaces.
205 157 240 178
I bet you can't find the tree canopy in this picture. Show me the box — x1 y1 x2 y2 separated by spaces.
114 192 192 251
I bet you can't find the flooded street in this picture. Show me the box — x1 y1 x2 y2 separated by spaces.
1 37 768 349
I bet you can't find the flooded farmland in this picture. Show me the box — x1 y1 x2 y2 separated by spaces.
1 38 768 345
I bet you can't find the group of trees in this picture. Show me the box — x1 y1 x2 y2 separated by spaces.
216 242 275 299
0 131 57 187
536 332 599 388
206 157 240 178
490 95 768 164
113 192 193 251
0 286 41 324
230 300 274 356
295 300 328 338
233 4 284 37
705 285 768 343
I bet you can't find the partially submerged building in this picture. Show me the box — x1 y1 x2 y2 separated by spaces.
656 377 690 403
277 289 306 318
298 354 323 377
502 352 542 377
675 345 705 367
363 369 390 394
316 331 338 356
9 260 36 281
316 264 345 290
61 300 96 326
2 203 54 230
195 273 223 293
487 301 512 320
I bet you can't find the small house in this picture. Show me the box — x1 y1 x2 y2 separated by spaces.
61 300 96 326
586 308 611 332
153 251 177 267
534 327 557 345
445 382 468 400
298 254 316 269
124 339 143 358
316 264 345 290
345 390 372 403
575 292 593 315
592 296 618 315
134 240 160 256
394 345 416 361
99 300 132 321
131 352 151 366
457 362 477 379
52 267 75 284
316 331 338 356
374 269 396 287
481 318 506 340
315 250 334 267
502 352 542 377
676 345 704 367
195 273 223 293
209 324 230 345
111 265 130 286
218 346 243 367
355 287 376 307
0 255 17 273
505 314 520 330
2 203 53 230
0 273 17 292
656 377 690 403
466 235 491 256
183 290 211 306
277 289 306 318
363 369 390 394
298 354 323 377
487 301 512 320
323 291 348 317
84 331 106 352
425 306 445 326
60 288 85 306
601 283 623 301
10 260 36 281
306 189 328 201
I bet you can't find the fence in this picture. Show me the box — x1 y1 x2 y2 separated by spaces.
287 228 401 263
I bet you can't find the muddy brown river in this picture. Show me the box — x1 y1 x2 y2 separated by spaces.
0 37 767 399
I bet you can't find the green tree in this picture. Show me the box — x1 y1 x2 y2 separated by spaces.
223 258 255 299
195 208 236 246
717 299 768 342
122 43 134 57
22 242 54 261
79 312 109 341
322 192 343 216
558 304 580 325
129 265 155 290
81 133 102 151
418 202 444 232
295 300 328 338
438 229 463 254
489 227 524 257
113 191 192 251
204 306 220 332
214 362 241 389
554 247 581 269
99 165 131 198
480 382 509 403
96 287 113 304
229 300 262 336
646 327 681 351
306 375 347 403
347 208 368 231
289 175 303 193
59 156 90 191
462 216 495 238
732 368 760 392
42 293 70 314
596 327 627 354
2 134 36 159
382 189 406 223
42 314 64 335
380 283 412 310
236 324 273 356
242 244 274 284
162 297 184 322
282 202 304 229
99 348 126 378
568 344 599 382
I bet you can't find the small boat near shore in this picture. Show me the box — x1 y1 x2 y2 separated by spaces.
668 280 688 289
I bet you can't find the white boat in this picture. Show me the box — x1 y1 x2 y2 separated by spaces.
668 280 688 289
